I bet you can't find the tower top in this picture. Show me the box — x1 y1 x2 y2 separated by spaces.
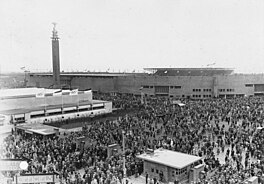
51 22 59 40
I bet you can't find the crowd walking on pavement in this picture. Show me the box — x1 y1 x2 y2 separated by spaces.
1 93 264 184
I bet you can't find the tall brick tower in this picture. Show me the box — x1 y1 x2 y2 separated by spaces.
51 23 61 88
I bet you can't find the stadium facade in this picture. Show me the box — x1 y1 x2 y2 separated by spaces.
27 26 264 99
28 68 264 99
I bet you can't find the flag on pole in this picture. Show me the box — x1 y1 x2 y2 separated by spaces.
70 89 78 96
36 91 45 98
53 89 62 96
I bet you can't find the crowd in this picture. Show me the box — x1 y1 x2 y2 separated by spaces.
1 93 264 184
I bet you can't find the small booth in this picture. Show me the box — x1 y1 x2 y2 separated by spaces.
137 149 202 183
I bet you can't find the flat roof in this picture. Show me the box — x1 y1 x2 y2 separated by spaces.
0 99 108 115
0 88 61 98
144 67 234 71
29 72 146 77
16 124 57 136
137 149 202 169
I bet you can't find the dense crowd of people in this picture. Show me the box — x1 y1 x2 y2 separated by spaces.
1 93 264 184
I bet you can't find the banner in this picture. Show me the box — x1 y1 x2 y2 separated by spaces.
0 159 24 171
53 90 62 96
36 92 44 98
70 89 78 96
83 88 92 94
16 174 55 184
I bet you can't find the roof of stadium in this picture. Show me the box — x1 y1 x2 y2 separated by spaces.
29 72 146 77
29 67 234 77
144 67 234 76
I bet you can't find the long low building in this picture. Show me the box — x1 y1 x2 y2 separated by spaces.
0 88 112 134
28 68 264 98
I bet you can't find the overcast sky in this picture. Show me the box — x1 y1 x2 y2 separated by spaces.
0 0 264 73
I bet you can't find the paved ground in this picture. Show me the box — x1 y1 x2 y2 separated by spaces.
74 118 258 184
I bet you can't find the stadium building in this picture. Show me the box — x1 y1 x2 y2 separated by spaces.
28 68 264 99
26 26 264 99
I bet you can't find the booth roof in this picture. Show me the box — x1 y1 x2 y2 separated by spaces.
137 149 202 169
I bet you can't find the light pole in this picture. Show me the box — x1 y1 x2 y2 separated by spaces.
122 130 127 180
122 130 133 183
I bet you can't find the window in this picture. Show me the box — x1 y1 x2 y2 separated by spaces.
170 86 174 89
156 169 159 174
151 168 154 172
245 84 253 87
174 86 181 89
193 89 195 92
150 86 153 88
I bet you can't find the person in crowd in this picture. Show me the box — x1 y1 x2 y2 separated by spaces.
1 93 264 184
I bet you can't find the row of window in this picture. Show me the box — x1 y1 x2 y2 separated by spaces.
193 89 212 92
142 86 182 89
193 94 212 98
170 86 182 89
219 89 235 92
172 168 187 175
143 86 154 89
151 168 161 174
245 84 253 87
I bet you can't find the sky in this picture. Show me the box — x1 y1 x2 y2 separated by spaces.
0 0 264 74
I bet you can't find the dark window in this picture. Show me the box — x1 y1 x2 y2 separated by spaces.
245 84 253 87
151 168 154 172
156 169 159 174
174 86 181 89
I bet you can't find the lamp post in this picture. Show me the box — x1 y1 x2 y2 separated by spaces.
122 130 133 183
122 130 126 180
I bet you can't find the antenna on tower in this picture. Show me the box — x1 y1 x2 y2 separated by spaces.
52 22 59 39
